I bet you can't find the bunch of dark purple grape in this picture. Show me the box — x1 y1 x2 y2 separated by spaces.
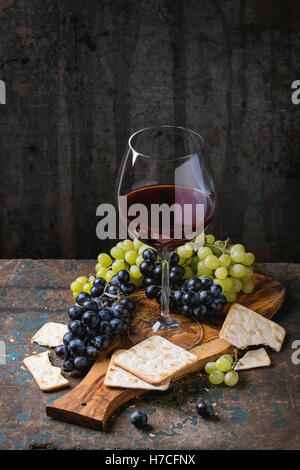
55 270 136 373
141 248 226 320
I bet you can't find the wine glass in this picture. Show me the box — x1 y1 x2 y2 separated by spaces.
116 126 216 349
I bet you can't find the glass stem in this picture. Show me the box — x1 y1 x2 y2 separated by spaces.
160 247 173 326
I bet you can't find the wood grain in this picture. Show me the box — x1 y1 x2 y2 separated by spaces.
46 274 285 430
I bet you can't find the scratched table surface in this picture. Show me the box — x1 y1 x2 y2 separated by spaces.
0 260 299 450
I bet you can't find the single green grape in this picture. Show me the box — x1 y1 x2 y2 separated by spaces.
130 265 142 279
197 261 212 276
242 279 255 294
232 278 243 293
112 259 126 273
75 276 88 284
96 267 109 277
220 354 233 365
224 370 239 387
224 290 237 302
219 254 231 267
133 238 143 250
177 244 193 259
204 254 220 270
110 246 125 259
88 275 95 282
209 369 225 385
125 250 138 265
97 253 112 267
222 277 233 291
231 244 245 253
215 267 228 280
104 270 114 282
70 280 83 292
205 362 216 374
230 263 246 278
230 250 246 263
206 234 215 244
122 239 135 251
197 246 213 260
82 282 92 293
195 232 205 243
135 255 144 267
215 357 232 372
116 241 124 248
244 252 255 266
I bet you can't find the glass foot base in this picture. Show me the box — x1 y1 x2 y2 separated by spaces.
128 311 203 350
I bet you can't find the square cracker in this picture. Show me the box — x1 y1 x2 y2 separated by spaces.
23 351 69 391
104 349 170 390
234 348 271 370
114 336 198 385
219 303 286 352
31 322 68 348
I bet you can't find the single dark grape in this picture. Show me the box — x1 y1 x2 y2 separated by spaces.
76 292 91 306
144 277 157 286
186 278 202 292
68 305 83 321
110 274 120 286
120 283 135 296
182 291 199 307
93 277 106 287
85 327 96 339
68 320 85 338
55 344 67 358
99 320 112 334
196 401 215 418
68 338 85 357
199 290 212 304
117 269 130 284
110 318 121 333
171 265 185 277
85 346 99 361
174 290 183 304
152 264 162 281
210 284 222 297
82 310 99 329
82 299 98 312
139 260 154 277
142 248 157 262
145 284 160 299
107 285 119 296
90 285 104 298
99 307 113 322
63 332 74 346
182 305 193 317
62 359 74 372
93 334 110 351
130 411 148 427
200 276 213 288
119 298 135 313
74 356 90 371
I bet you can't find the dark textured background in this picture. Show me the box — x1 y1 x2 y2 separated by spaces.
0 0 299 261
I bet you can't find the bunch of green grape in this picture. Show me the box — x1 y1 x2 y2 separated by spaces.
70 238 152 299
70 233 256 303
175 233 255 303
204 354 239 386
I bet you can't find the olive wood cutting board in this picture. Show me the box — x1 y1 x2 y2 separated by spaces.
46 273 285 430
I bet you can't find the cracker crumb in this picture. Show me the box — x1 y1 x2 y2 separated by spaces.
212 403 217 407
149 433 156 438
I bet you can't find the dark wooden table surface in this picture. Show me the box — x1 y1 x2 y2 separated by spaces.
0 260 299 450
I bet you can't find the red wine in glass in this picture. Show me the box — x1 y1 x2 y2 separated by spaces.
125 184 215 249
116 126 216 349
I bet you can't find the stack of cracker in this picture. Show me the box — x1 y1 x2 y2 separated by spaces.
104 336 198 390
